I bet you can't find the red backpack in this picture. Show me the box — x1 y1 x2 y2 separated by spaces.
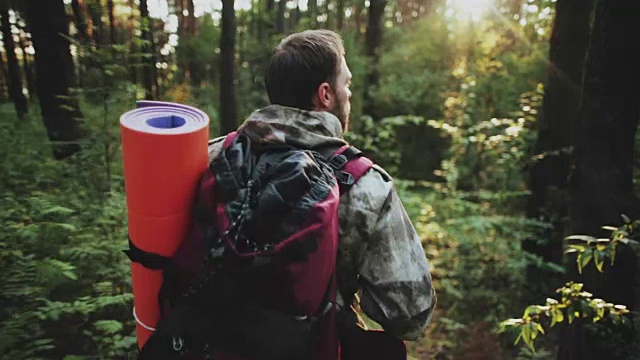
133 130 373 360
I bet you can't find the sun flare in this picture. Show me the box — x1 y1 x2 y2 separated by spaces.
448 0 491 21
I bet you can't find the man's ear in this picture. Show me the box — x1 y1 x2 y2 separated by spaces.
313 82 332 111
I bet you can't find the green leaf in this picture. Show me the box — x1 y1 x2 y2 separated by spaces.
550 309 564 327
566 235 597 242
55 223 77 232
594 250 605 272
578 250 593 274
41 206 75 217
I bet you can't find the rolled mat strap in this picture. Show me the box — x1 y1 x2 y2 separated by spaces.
133 307 157 331
124 236 173 270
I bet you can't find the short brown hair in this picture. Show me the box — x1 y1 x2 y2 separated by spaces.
265 30 345 110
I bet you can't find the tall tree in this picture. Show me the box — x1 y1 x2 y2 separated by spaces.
87 0 104 45
25 0 84 159
559 0 640 359
363 0 386 119
524 0 593 296
308 0 317 27
276 0 286 33
186 0 196 35
220 0 237 134
18 16 35 99
0 48 8 103
336 0 345 30
139 0 155 99
71 0 89 43
107 0 116 44
1 1 28 119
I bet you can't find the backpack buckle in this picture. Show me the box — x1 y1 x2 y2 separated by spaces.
329 154 348 170
335 171 355 186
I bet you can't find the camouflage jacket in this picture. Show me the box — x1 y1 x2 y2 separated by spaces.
207 105 436 340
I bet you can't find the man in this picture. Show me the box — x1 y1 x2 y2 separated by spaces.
208 29 435 347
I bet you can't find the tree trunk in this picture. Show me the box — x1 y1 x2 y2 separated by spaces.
220 0 237 135
139 0 155 100
107 0 116 44
0 45 8 103
364 0 386 119
18 24 35 100
524 0 593 298
187 0 196 35
560 1 640 358
353 2 363 37
174 0 184 35
127 0 137 87
1 2 28 119
87 0 104 45
25 0 85 159
336 0 345 30
276 0 286 33
71 0 89 43
308 0 317 27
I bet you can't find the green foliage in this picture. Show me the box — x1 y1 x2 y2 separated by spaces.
345 115 426 175
373 16 455 120
434 85 543 192
0 100 135 359
499 218 639 353
499 282 630 352
564 216 640 274
395 180 549 357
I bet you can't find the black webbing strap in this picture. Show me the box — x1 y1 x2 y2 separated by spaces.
123 236 173 270
123 236 180 318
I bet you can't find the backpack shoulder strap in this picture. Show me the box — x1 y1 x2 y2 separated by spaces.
327 145 374 195
222 131 239 148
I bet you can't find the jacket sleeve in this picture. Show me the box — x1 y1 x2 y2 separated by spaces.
338 165 436 341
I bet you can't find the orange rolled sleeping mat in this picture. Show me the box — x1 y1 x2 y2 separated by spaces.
120 101 210 349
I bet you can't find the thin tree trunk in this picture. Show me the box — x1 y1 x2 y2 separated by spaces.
364 0 386 119
325 0 332 28
0 47 8 103
276 0 286 33
220 0 237 134
127 0 137 87
308 0 317 27
71 0 89 43
107 0 116 44
87 0 104 45
187 0 196 35
353 2 363 37
25 0 85 159
139 0 155 100
336 0 345 30
561 0 640 358
524 0 593 299
1 3 28 119
175 0 185 36
18 24 35 100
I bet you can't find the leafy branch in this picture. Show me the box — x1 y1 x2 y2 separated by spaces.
499 282 630 352
498 216 639 352
564 215 640 274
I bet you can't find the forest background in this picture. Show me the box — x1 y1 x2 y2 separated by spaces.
1 0 640 359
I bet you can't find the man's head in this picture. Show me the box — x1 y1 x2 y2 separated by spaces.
265 30 353 132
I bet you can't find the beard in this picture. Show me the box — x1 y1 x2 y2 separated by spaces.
330 91 350 133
